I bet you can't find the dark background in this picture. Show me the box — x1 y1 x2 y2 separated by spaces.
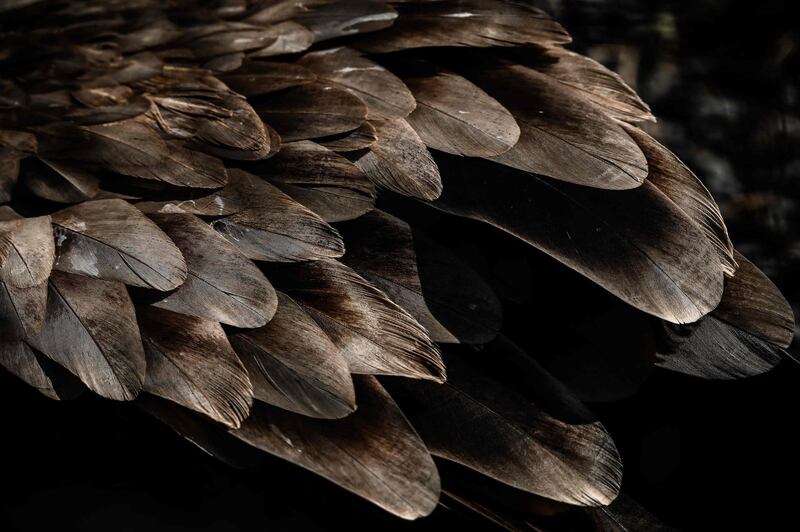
2 1 799 530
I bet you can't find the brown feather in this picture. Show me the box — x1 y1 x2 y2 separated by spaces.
149 213 277 328
231 291 357 419
138 306 253 429
231 375 440 520
51 199 188 291
265 259 446 382
211 169 344 262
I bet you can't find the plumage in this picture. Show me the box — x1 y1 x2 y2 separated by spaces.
0 209 53 339
657 252 794 379
293 1 398 42
0 341 83 400
433 156 725 324
0 213 54 288
140 67 271 160
247 21 314 58
0 2 792 528
179 21 277 58
254 82 368 142
38 119 229 189
388 338 622 507
138 394 266 470
587 493 678 532
23 158 100 204
623 124 737 276
714 252 794 347
0 279 48 339
218 60 316 97
465 62 649 189
403 67 520 157
318 121 378 152
531 48 655 123
354 0 570 53
134 184 244 216
338 210 502 343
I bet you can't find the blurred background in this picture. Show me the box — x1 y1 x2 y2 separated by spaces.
1 1 798 530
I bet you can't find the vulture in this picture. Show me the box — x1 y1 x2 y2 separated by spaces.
0 1 794 529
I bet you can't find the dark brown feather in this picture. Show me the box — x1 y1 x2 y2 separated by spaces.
0 213 54 288
218 60 316 97
149 213 277 328
231 375 440 520
137 306 253 429
265 259 446 382
318 121 378 152
404 68 520 157
0 210 53 339
23 158 100 204
211 169 344 262
0 341 83 400
657 252 795 378
254 82 367 142
247 21 314 58
623 124 737 276
294 1 398 42
533 48 655 123
339 210 502 343
251 140 376 222
26 271 146 401
388 338 621 507
134 184 244 217
354 0 570 53
466 63 648 190
38 119 229 189
352 118 442 200
231 291 356 419
433 157 724 324
714 252 794 347
298 47 415 119
51 199 188 291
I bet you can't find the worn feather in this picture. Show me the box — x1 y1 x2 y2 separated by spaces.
355 0 570 53
231 376 440 520
26 271 145 401
149 213 277 328
138 306 253 429
404 68 519 157
298 47 415 119
623 124 736 275
251 140 376 222
211 169 344 262
352 118 442 200
51 199 188 291
265 259 445 381
255 82 368 142
231 291 356 419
